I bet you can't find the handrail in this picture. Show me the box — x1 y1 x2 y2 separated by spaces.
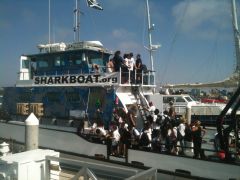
216 85 240 160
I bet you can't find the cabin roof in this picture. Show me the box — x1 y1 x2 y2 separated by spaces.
23 41 112 58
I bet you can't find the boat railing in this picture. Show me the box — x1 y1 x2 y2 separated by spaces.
119 67 155 86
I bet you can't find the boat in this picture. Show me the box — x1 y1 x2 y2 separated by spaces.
201 97 228 104
0 6 155 130
147 92 234 126
0 1 239 179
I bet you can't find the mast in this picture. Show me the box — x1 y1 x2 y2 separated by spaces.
74 0 80 42
49 0 51 44
145 0 160 72
231 0 240 77
146 0 153 71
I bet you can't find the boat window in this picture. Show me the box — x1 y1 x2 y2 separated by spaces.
87 51 105 69
185 96 193 102
163 97 174 103
54 57 61 67
68 53 83 66
22 60 30 69
73 55 82 65
175 97 186 103
75 59 81 65
37 59 49 68
54 56 65 67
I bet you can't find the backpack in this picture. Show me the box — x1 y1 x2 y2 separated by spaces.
184 125 192 141
139 132 150 146
177 128 183 141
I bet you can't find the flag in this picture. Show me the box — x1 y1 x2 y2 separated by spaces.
86 0 103 10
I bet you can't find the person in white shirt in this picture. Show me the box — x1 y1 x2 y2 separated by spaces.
112 125 120 155
166 124 178 155
128 52 135 71
178 117 186 155
147 101 156 118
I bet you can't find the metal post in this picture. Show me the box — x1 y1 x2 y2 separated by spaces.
128 69 131 84
148 71 150 85
134 69 137 84
186 105 191 125
48 0 51 53
146 0 154 71
74 0 80 42
231 0 240 75
25 113 39 151
119 67 122 84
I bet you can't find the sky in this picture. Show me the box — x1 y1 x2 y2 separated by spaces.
0 0 239 87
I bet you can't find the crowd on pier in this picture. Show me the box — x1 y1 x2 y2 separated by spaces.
79 101 207 159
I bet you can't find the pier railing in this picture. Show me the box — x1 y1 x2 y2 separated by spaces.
45 155 158 180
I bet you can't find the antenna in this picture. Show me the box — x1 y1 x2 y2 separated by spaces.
74 0 80 42
231 0 240 75
49 0 51 44
145 0 161 72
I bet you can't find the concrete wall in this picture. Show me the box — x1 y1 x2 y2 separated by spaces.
0 122 106 157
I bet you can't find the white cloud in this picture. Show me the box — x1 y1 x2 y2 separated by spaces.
172 0 230 38
118 41 141 52
111 28 135 39
108 28 144 52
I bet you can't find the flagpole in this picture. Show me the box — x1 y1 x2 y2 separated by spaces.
146 0 154 72
74 0 80 42
48 0 51 52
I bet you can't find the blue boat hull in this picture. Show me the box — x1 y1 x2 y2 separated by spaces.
2 86 116 128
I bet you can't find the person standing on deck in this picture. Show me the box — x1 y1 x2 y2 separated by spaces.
191 120 206 159
135 54 142 83
177 117 186 155
168 101 176 120
112 50 123 72
128 53 135 71
107 59 114 73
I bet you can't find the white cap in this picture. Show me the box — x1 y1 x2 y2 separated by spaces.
25 113 39 126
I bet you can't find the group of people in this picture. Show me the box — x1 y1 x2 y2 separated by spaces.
84 101 206 159
107 51 147 83
88 105 138 157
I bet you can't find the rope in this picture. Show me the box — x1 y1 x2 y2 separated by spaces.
161 0 190 83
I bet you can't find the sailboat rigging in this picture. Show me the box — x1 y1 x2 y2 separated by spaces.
163 0 240 89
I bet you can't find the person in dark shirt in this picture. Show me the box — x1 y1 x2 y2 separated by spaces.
112 50 123 72
135 54 143 83
192 120 206 159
